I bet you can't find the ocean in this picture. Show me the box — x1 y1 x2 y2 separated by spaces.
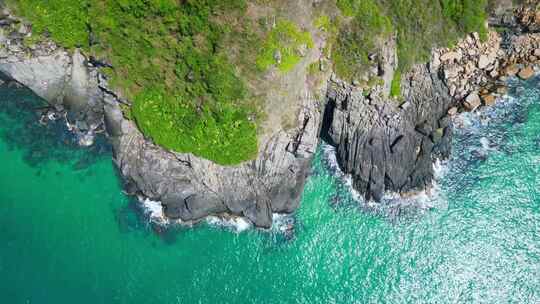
0 76 539 303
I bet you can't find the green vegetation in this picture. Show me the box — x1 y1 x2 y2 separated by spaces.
11 0 314 165
7 0 88 48
441 0 488 40
132 88 257 165
333 0 489 83
7 0 491 161
390 71 401 98
256 20 314 72
333 0 393 81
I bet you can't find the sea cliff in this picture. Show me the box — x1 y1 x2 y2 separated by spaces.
0 0 539 228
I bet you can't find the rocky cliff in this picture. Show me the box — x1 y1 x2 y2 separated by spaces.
1 1 539 228
0 5 323 228
321 0 540 202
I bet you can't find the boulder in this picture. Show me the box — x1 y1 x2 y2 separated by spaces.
481 94 496 106
518 66 535 80
447 107 458 116
464 92 481 111
440 51 462 62
444 65 461 80
478 55 491 69
504 64 519 76
495 85 508 95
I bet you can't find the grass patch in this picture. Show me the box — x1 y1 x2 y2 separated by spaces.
255 20 314 72
132 88 257 165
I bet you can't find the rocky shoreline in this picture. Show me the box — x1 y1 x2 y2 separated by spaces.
1 1 539 229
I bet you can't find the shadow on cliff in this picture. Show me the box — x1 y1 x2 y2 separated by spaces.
0 76 111 170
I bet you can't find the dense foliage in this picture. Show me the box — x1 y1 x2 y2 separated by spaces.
333 0 488 81
7 0 88 48
8 0 491 162
8 0 274 165
333 0 393 81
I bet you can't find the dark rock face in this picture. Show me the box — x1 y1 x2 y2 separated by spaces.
323 64 453 201
103 92 320 228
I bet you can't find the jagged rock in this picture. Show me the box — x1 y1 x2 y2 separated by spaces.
444 65 461 79
464 92 481 111
518 66 535 79
324 62 453 202
478 55 491 69
440 51 462 62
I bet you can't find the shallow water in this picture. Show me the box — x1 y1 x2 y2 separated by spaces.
0 77 539 303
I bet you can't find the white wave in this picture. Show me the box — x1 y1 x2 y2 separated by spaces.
137 195 296 233
139 197 169 225
78 132 95 146
206 215 252 233
271 213 295 234
322 143 448 211
433 158 449 180
322 144 363 202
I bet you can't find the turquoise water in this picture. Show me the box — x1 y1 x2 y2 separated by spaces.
0 77 539 303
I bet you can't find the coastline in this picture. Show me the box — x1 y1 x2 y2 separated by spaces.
0 1 539 229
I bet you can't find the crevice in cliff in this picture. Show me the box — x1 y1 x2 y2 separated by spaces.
320 97 337 146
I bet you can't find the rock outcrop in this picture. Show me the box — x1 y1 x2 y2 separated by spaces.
321 2 540 202
323 58 454 201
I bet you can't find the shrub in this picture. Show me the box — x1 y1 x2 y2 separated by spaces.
440 0 488 40
132 88 258 165
390 70 401 98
